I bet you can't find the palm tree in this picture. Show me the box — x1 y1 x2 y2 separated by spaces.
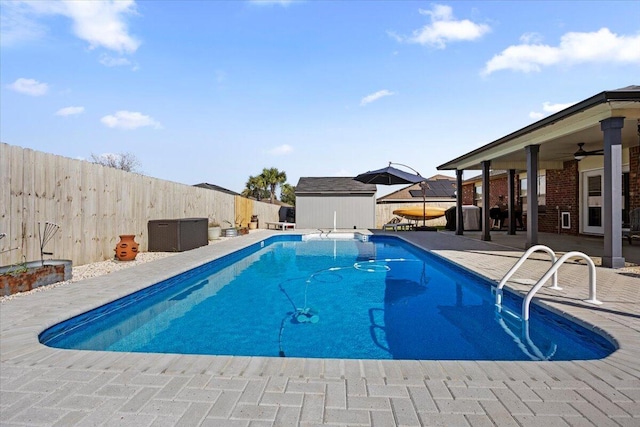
261 167 287 204
280 183 296 206
242 175 268 200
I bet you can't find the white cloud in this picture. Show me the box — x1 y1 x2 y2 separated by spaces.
99 54 131 67
333 169 352 177
529 101 577 120
268 144 293 155
394 4 490 48
101 110 161 130
1 0 140 54
0 1 47 47
541 101 576 114
520 32 543 44
55 106 85 116
360 90 395 106
483 28 640 75
7 78 48 96
65 0 140 53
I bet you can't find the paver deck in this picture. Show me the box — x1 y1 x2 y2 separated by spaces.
1 230 639 426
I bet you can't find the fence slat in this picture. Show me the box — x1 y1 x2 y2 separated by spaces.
1 143 280 267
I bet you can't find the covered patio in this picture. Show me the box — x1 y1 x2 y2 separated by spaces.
438 230 640 272
438 85 640 268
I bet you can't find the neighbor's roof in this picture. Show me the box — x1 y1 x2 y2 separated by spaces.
193 182 241 196
377 175 456 202
295 177 377 195
428 174 457 181
462 170 508 184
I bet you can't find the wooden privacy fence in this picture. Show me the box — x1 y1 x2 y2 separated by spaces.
0 143 280 267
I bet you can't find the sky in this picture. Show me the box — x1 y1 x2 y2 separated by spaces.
1 0 639 197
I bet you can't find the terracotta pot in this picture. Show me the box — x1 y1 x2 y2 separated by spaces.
115 234 139 261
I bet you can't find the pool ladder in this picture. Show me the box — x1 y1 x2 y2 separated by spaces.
493 245 602 321
494 306 557 360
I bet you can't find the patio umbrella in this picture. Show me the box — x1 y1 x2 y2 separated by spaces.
354 162 431 228
354 164 425 185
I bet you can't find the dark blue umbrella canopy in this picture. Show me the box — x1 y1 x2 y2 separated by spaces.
354 165 424 185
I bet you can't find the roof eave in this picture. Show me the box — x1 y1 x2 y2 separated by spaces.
437 88 640 171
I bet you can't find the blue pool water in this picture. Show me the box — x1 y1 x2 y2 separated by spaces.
40 235 615 360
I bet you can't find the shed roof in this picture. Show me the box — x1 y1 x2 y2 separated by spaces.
295 177 377 195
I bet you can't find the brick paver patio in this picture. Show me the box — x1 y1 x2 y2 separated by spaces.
1 230 639 426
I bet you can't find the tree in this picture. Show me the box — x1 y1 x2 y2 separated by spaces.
242 175 269 200
91 152 141 173
280 183 296 206
261 167 287 204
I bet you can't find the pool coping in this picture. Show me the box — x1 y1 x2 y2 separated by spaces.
2 229 639 426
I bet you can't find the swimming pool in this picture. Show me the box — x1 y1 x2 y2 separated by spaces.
40 235 615 360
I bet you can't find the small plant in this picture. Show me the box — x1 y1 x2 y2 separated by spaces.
208 219 220 227
2 256 29 277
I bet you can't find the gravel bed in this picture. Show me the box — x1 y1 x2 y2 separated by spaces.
0 233 249 303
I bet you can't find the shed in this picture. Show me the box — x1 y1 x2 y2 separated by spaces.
295 177 377 229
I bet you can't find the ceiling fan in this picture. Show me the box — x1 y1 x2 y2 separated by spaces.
573 143 603 161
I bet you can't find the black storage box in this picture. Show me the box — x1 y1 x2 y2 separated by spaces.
147 218 208 252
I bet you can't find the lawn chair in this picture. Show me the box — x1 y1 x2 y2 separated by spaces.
624 208 640 244
382 217 414 231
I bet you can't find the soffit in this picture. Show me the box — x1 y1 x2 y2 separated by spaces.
439 99 640 171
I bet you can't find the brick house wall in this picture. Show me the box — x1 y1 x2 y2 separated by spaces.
462 174 515 207
462 183 475 205
539 160 580 235
457 147 638 234
488 176 509 207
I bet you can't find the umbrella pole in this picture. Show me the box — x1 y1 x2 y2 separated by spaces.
422 182 426 227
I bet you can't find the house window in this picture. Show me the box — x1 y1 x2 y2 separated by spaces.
520 170 546 211
474 184 482 207
587 175 602 227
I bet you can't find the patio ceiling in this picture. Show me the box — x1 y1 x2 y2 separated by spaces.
438 86 640 171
